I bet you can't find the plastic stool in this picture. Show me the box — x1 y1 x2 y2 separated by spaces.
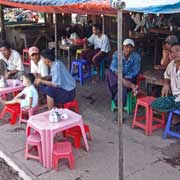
0 103 20 125
75 49 83 59
58 99 79 113
19 106 39 124
71 59 91 85
53 142 74 170
65 123 92 142
22 48 31 66
132 96 165 136
111 100 117 112
25 132 42 163
124 92 137 114
137 74 145 87
92 57 107 80
163 110 180 139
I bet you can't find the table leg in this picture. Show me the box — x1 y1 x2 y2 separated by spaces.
79 122 89 151
68 49 70 70
40 131 47 168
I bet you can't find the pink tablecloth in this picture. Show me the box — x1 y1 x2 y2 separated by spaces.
27 108 89 168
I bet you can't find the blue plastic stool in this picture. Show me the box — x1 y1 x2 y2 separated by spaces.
163 110 180 139
92 56 108 80
71 59 91 85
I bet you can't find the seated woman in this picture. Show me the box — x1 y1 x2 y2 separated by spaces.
35 49 76 110
154 35 178 70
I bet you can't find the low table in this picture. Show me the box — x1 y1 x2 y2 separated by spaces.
0 79 24 98
27 108 89 168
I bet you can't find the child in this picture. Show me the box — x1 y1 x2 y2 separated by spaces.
0 73 39 109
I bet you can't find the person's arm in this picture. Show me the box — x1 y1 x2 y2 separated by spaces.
160 49 170 67
124 54 141 79
161 79 170 97
5 69 19 79
27 97 33 109
36 78 56 87
110 51 118 73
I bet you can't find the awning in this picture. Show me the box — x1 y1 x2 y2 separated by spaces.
0 0 116 15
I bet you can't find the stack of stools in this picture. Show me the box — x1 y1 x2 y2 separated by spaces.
53 142 74 170
71 59 91 85
132 96 165 135
22 48 31 66
25 132 42 163
64 124 92 148
163 110 180 139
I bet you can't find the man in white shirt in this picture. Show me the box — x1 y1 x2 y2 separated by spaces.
151 43 180 112
0 41 24 79
28 46 49 78
81 23 110 81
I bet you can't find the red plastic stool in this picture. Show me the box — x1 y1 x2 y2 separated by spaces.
25 132 42 163
59 100 79 113
137 74 145 87
65 124 92 139
22 48 31 66
19 106 39 124
132 96 165 136
53 142 74 170
0 103 20 125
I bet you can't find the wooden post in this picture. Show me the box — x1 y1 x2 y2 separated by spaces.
117 9 123 180
0 5 5 40
54 13 58 59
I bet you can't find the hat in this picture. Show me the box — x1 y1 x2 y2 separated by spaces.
28 46 39 56
123 38 135 47
165 35 178 45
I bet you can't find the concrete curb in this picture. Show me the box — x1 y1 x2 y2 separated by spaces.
0 150 32 180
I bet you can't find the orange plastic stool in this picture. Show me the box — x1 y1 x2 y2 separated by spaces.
132 96 165 136
0 103 20 125
59 100 79 113
19 106 39 124
64 124 92 148
53 142 74 170
25 132 42 163
22 48 31 66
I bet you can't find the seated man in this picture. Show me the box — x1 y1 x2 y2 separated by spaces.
151 43 180 112
0 40 24 80
154 35 178 70
36 49 76 110
28 46 49 78
106 38 141 106
81 23 111 81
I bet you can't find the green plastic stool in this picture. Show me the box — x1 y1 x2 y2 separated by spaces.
124 91 137 114
111 100 117 112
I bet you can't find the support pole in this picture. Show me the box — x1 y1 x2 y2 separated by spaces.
0 5 5 40
117 9 123 180
54 13 58 59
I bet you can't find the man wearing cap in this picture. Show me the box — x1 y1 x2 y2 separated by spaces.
106 38 141 107
28 46 49 78
0 40 24 79
154 35 178 70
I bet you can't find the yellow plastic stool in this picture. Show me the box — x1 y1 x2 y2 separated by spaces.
76 49 83 59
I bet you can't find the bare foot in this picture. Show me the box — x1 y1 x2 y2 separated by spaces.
92 75 100 84
0 97 6 105
132 85 139 96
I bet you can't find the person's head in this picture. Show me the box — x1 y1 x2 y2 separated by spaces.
40 49 55 67
164 35 178 50
28 46 40 64
170 43 180 62
92 23 102 36
123 38 135 58
22 73 35 87
0 40 11 59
